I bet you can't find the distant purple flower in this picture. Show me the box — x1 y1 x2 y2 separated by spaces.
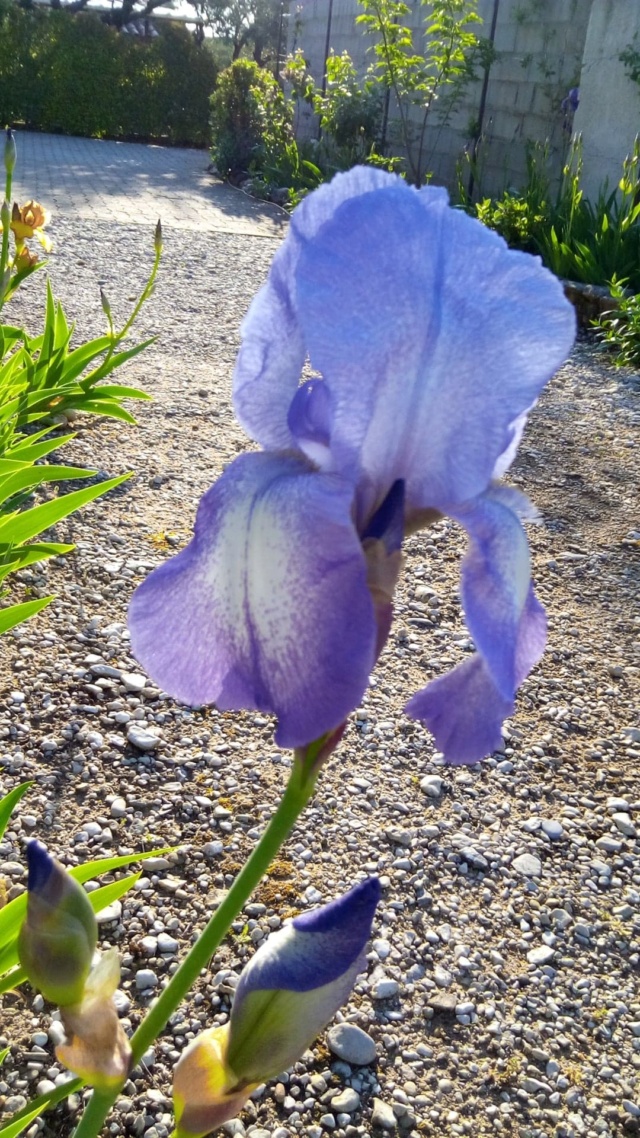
561 87 579 115
129 167 575 764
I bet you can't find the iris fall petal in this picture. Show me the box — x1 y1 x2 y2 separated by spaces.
128 451 376 748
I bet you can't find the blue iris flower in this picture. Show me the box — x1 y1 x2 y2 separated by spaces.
129 167 575 764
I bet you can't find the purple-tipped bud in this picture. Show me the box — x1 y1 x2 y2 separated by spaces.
172 879 380 1138
227 877 380 1082
154 218 162 254
18 841 97 1006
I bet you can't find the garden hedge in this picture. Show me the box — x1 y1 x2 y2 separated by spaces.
0 3 217 146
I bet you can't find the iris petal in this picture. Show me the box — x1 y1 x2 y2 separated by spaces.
128 452 376 749
406 488 546 764
233 167 403 452
293 175 575 515
234 878 380 996
406 655 512 766
451 488 538 699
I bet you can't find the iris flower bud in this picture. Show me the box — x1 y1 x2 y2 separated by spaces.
154 218 162 255
4 130 16 176
173 878 380 1138
18 841 97 1007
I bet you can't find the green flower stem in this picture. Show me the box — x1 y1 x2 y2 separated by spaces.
0 162 13 306
73 754 318 1138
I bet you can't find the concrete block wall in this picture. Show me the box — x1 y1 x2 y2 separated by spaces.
287 0 593 197
574 0 640 201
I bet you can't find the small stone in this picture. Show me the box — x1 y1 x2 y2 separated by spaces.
371 1098 397 1130
330 1088 361 1113
326 1023 377 1066
372 977 399 1000
428 993 457 1014
157 932 179 953
373 938 391 959
596 836 622 853
121 672 147 692
48 1022 66 1047
541 820 563 840
135 968 158 990
97 900 122 924
110 797 127 818
513 853 542 876
420 775 443 798
113 990 131 1015
623 1101 640 1119
460 846 488 870
127 725 160 751
612 812 637 838
455 1001 475 1017
607 796 630 812
527 945 555 966
222 1123 245 1137
319 1114 336 1130
434 965 452 988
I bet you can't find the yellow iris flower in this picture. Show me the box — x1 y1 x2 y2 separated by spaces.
0 199 52 255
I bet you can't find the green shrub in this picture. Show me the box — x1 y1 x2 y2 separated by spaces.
0 7 217 145
594 278 640 369
464 139 640 293
209 59 292 179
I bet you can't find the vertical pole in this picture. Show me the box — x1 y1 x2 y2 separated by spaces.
467 0 500 201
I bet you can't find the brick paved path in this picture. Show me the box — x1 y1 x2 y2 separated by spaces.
11 131 286 239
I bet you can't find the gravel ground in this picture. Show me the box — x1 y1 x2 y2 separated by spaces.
0 215 639 1138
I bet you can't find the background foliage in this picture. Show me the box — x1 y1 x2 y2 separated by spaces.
209 57 292 177
0 5 217 146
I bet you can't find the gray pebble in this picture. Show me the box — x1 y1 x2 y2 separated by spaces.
330 1088 361 1113
371 1098 397 1130
512 853 542 876
326 1024 377 1066
135 969 159 990
127 725 160 751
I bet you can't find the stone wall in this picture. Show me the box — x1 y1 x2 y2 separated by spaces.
287 0 591 197
574 0 640 201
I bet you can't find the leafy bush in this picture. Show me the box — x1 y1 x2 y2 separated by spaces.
209 59 292 179
594 278 640 369
474 192 544 252
465 139 640 293
0 7 217 145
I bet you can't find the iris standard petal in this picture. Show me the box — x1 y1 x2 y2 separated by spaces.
405 655 512 766
233 237 305 451
233 167 399 451
293 174 575 515
128 452 376 749
287 378 333 468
